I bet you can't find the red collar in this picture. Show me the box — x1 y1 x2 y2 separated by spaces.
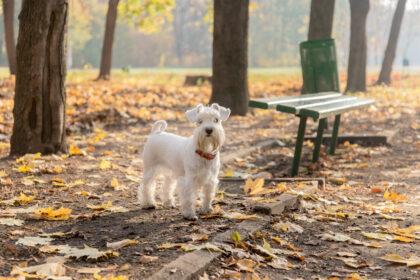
195 149 216 160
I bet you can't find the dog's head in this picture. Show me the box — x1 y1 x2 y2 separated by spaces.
185 103 231 153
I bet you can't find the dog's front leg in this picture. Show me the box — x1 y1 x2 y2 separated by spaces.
201 178 218 214
179 176 198 220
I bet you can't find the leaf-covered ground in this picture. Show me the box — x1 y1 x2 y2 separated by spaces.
0 71 419 279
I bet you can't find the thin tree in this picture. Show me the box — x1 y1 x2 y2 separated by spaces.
96 0 174 80
11 0 68 155
210 0 249 116
2 0 16 75
346 0 370 92
376 0 407 85
308 0 335 40
97 0 119 80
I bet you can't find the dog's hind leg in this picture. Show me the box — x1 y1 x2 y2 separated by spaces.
161 175 176 208
201 178 218 214
138 168 157 209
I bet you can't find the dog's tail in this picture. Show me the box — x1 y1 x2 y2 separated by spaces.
151 120 167 134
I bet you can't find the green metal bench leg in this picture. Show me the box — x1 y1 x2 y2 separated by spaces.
312 118 327 162
329 114 341 155
291 117 307 177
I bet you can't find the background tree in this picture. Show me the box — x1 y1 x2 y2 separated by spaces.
97 0 174 80
2 0 16 74
376 0 407 85
210 0 249 116
346 0 370 92
308 0 335 40
97 0 119 80
11 0 68 155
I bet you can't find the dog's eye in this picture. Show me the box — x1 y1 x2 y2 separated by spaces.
214 118 219 123
197 120 203 125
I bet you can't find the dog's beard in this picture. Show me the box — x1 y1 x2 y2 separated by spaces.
197 133 222 154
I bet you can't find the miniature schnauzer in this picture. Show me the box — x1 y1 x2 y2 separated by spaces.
138 103 231 220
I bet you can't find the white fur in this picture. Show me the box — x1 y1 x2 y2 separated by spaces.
138 103 231 220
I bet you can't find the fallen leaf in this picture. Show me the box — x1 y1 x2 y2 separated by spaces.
0 218 24 226
236 258 257 272
381 253 420 267
16 236 53 247
243 178 265 196
181 243 224 253
33 207 72 221
268 257 294 270
272 222 303 234
11 262 69 279
106 239 139 250
99 160 112 170
383 190 407 203
138 255 159 264
361 232 393 241
69 144 84 156
223 212 259 220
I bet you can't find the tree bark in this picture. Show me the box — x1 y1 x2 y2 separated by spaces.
2 0 17 75
376 0 407 85
308 0 335 40
11 0 68 155
346 0 370 92
210 0 249 116
97 0 119 80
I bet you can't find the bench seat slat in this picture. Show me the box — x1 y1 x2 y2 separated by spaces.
276 96 358 114
298 98 374 119
249 92 342 109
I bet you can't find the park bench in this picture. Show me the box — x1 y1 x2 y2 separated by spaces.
249 92 374 176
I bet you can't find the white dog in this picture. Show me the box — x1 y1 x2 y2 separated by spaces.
138 103 231 220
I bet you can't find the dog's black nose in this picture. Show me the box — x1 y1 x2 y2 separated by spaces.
205 128 213 135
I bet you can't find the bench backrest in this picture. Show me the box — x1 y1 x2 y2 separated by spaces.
300 38 340 94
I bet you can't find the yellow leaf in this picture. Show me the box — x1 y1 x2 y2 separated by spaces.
223 212 258 220
99 160 112 170
17 165 33 174
69 144 83 156
384 190 407 203
51 177 67 188
0 170 8 177
71 179 85 187
87 201 113 211
14 192 35 206
276 183 287 192
223 168 235 177
361 232 392 241
330 177 348 185
393 235 414 243
380 253 408 264
52 166 63 174
243 178 265 196
345 273 367 280
231 231 242 246
33 207 72 220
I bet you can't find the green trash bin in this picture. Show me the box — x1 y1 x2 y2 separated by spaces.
300 38 340 94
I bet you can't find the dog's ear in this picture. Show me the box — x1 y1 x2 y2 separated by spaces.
211 103 230 121
185 104 204 122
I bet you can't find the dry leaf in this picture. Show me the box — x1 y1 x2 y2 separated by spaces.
106 239 139 250
383 190 407 203
33 207 72 220
223 212 259 220
11 262 69 280
361 232 393 241
243 178 265 196
0 218 24 226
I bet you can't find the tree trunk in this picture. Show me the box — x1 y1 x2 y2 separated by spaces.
210 0 249 116
97 0 119 80
11 0 68 155
346 0 370 92
308 0 335 40
376 0 407 85
2 0 17 75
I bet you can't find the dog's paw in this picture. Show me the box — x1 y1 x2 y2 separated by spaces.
200 205 213 214
140 203 156 210
182 212 198 221
163 201 176 209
